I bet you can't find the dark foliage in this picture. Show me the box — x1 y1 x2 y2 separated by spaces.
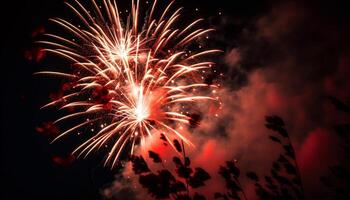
266 116 285 127
269 136 281 143
139 170 176 199
130 155 150 174
131 138 210 199
217 160 246 200
131 116 309 200
193 193 206 200
214 192 229 200
185 157 191 167
189 168 211 188
328 96 350 113
246 172 259 182
216 124 305 200
160 133 167 142
246 115 305 200
176 164 193 179
131 100 350 199
160 133 169 146
173 156 184 166
319 97 350 199
174 139 183 153
265 116 288 138
334 124 350 139
176 194 192 200
149 151 162 163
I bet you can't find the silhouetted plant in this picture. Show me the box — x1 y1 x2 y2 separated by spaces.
245 115 305 200
130 155 150 174
173 139 183 153
149 150 162 163
131 115 312 199
189 168 211 188
327 96 350 113
320 96 350 199
130 135 211 199
216 160 248 200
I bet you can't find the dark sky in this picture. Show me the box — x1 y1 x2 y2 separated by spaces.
1 0 350 199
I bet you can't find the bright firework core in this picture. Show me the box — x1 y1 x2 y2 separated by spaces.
116 42 129 60
135 103 149 122
37 0 220 167
133 86 150 123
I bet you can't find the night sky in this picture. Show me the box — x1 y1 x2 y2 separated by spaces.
2 0 350 199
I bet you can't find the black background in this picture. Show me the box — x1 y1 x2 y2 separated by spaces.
1 0 349 199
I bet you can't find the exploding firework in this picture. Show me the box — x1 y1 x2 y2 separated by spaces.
36 0 220 168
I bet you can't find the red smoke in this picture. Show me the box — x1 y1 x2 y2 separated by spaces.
103 1 350 199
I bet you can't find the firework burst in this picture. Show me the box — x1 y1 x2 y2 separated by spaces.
36 0 220 168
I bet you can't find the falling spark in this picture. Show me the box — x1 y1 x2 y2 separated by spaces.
36 0 220 168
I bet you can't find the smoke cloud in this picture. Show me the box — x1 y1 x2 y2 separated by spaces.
102 1 350 199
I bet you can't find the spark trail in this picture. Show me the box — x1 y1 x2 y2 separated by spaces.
36 0 220 168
